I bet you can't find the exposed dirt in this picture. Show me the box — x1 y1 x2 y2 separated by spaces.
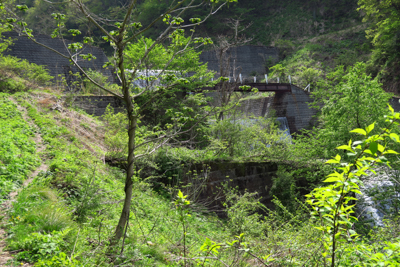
33 92 107 157
0 98 48 266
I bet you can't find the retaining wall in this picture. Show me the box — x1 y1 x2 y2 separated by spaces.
68 96 125 116
3 31 111 82
181 161 278 214
237 85 318 133
200 45 279 77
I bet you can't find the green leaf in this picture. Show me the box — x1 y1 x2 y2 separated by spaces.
323 177 341 183
336 145 354 152
326 159 340 164
350 128 366 136
366 123 375 134
388 104 394 114
369 142 378 155
390 133 400 142
384 150 399 154
377 144 385 152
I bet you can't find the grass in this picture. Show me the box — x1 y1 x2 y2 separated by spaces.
3 91 327 266
5 92 236 266
0 93 39 200
1 88 399 266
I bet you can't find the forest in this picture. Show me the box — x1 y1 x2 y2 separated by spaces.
0 0 400 266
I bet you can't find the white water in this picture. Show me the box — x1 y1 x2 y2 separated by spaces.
129 69 183 89
276 117 292 142
130 70 163 89
357 168 400 227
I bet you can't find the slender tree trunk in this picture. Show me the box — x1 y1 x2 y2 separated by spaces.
113 41 138 242
113 100 137 241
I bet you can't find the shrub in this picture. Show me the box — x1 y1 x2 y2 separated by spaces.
0 56 53 93
224 186 266 237
14 230 72 263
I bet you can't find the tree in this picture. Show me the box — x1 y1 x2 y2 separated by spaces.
210 17 252 120
2 0 237 243
358 0 400 93
312 62 392 158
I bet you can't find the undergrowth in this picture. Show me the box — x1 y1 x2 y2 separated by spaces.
1 91 399 266
0 93 39 200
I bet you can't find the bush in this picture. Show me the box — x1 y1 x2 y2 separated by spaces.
14 230 73 263
9 185 76 247
0 95 39 199
0 56 53 93
81 69 119 95
224 186 266 237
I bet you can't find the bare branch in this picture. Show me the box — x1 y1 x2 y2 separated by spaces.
124 0 192 44
70 57 124 99
70 0 116 43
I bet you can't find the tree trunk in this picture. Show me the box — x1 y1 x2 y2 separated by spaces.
113 101 137 241
113 43 137 242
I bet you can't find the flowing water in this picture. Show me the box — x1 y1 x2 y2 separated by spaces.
276 117 292 142
357 168 400 226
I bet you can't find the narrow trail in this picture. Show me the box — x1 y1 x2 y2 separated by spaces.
0 98 48 267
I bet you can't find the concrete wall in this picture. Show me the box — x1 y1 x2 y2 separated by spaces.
3 32 111 82
68 96 125 116
200 45 278 78
68 85 318 134
237 85 318 133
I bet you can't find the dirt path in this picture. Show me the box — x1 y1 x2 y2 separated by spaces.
0 99 48 267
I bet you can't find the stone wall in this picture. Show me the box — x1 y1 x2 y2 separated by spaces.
68 96 125 116
200 45 278 78
183 161 278 214
3 32 112 82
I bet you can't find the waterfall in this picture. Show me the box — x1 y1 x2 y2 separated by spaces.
130 70 163 89
357 168 400 227
276 117 291 141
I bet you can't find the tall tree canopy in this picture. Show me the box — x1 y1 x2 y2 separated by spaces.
358 0 400 93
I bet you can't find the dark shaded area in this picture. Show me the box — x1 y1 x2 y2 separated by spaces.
3 32 112 84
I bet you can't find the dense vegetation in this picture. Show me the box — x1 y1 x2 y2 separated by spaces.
0 0 400 266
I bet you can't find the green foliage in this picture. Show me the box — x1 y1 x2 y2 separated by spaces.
207 113 285 158
8 185 76 245
270 166 299 211
269 63 288 82
81 69 119 95
306 107 400 266
274 39 296 60
271 27 371 90
0 95 39 199
136 91 211 149
298 66 323 88
13 230 71 263
312 62 392 158
0 26 12 55
0 56 53 93
36 252 81 267
223 186 266 237
102 105 128 159
125 36 215 96
358 0 400 92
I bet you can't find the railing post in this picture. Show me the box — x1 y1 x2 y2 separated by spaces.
265 74 268 84
254 76 256 83
239 73 243 84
